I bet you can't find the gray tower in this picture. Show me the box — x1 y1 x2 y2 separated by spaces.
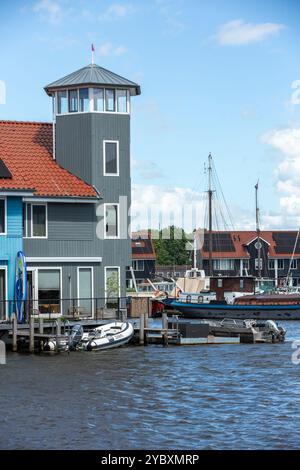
44 64 141 300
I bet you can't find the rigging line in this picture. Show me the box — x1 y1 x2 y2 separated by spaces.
212 159 236 230
216 194 230 231
212 159 235 229
286 228 300 286
212 176 230 231
211 168 230 231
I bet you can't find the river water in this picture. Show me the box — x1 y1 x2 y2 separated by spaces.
1 320 300 450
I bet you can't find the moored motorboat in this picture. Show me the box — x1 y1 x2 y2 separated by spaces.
79 321 134 351
169 292 300 320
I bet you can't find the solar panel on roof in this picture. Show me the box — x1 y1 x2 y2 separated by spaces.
0 159 12 178
204 233 235 252
273 232 300 254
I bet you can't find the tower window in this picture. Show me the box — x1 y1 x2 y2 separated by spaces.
69 89 78 113
57 91 68 114
105 89 115 112
79 88 89 112
105 204 119 238
92 88 104 111
103 141 119 175
117 90 127 113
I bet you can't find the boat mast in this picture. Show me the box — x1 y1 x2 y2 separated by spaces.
255 181 261 279
193 234 197 269
286 228 300 288
208 153 213 277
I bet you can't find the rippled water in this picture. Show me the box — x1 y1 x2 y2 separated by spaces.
1 320 300 450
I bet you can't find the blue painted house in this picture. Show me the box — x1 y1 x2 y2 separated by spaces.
0 195 24 319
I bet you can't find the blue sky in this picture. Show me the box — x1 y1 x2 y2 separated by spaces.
1 0 300 231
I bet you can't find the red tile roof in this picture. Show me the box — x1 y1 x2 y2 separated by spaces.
202 231 300 258
0 121 97 198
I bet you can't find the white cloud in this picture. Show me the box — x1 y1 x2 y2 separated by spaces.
33 0 63 25
131 182 288 231
216 19 285 46
262 127 300 227
131 184 205 232
100 3 135 21
97 42 128 57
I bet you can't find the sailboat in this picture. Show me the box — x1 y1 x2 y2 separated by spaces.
167 159 300 320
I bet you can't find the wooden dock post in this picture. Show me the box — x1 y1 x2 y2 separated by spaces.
139 313 145 345
162 313 168 347
29 315 35 353
144 306 149 329
12 314 17 352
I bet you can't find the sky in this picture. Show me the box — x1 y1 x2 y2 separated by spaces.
1 0 300 232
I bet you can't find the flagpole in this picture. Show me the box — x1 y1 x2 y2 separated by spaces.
91 44 95 65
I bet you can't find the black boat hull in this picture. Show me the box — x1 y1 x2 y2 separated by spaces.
170 302 300 320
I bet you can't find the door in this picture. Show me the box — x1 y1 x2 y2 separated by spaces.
78 267 93 317
27 268 38 315
0 268 6 320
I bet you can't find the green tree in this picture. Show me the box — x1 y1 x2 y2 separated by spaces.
153 226 191 266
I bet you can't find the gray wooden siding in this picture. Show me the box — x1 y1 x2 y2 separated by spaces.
56 114 93 184
48 203 94 240
27 111 132 298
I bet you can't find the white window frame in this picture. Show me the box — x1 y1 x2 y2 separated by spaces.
29 267 62 315
132 260 144 271
277 259 284 270
31 203 48 239
0 197 7 236
104 203 120 239
105 266 121 299
116 89 129 113
291 259 297 270
242 259 249 270
78 87 90 113
268 259 275 270
103 140 119 176
56 90 68 115
68 88 79 113
55 88 130 116
213 259 234 271
0 266 8 320
77 266 94 317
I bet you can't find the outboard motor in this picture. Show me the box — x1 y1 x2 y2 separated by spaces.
265 320 280 333
69 324 84 350
265 320 286 343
